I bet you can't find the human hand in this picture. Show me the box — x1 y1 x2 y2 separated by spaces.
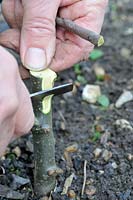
1 0 108 72
0 46 34 156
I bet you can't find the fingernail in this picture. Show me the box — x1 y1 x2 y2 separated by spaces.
24 48 46 71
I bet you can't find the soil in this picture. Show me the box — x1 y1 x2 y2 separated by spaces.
0 0 133 199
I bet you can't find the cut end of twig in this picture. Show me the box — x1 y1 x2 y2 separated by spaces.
98 36 104 47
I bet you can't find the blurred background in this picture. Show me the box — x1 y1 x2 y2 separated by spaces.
0 1 133 200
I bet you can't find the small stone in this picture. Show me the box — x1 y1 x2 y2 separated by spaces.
120 48 131 59
60 122 66 131
127 154 133 161
102 150 112 162
68 190 76 199
86 179 94 185
93 148 102 158
85 186 96 196
123 27 133 36
82 85 101 103
12 146 21 157
93 63 105 80
99 170 104 175
111 162 118 169
115 119 133 131
115 91 133 108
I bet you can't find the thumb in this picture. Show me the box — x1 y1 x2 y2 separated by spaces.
21 0 60 71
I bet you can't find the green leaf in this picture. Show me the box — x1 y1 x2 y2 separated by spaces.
92 131 101 142
74 64 82 75
97 95 110 108
77 75 87 84
96 75 105 81
90 49 104 60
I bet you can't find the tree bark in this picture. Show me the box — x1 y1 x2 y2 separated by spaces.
31 74 56 197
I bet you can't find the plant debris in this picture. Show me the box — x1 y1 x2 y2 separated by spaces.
81 160 87 196
61 173 74 195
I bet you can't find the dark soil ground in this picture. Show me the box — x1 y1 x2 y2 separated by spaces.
0 0 133 199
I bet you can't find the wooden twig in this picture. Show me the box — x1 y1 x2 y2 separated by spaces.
56 17 104 47
81 160 87 196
